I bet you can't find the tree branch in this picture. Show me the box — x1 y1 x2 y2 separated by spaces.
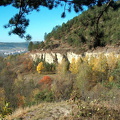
94 0 113 47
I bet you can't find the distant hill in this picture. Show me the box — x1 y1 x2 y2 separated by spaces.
0 42 29 57
0 42 29 50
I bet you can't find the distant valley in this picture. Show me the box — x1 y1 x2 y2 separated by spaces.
0 42 29 56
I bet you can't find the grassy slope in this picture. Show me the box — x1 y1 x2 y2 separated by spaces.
6 100 120 120
6 101 74 120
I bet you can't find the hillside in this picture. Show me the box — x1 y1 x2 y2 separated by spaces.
5 100 120 120
32 1 120 52
1 48 120 119
1 1 120 119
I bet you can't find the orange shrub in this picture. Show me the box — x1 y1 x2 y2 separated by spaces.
39 76 52 85
22 59 33 71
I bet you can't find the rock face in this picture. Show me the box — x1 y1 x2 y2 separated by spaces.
29 46 120 64
29 51 82 64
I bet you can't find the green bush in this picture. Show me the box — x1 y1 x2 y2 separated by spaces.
75 61 93 98
110 60 120 88
34 90 54 103
43 62 56 73
0 102 12 118
34 58 56 73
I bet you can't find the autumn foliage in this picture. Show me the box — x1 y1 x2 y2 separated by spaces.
36 62 44 73
23 59 33 71
69 58 82 74
39 76 52 85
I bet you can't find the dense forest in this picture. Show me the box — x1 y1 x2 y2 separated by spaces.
28 1 120 51
45 1 120 48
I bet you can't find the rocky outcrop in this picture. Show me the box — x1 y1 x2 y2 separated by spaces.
29 46 120 64
29 51 82 64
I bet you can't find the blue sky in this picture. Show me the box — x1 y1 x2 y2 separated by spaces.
0 5 80 43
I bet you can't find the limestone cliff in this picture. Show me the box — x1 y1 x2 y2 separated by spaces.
29 46 120 64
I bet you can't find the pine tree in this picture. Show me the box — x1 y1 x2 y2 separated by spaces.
1 0 116 39
28 41 33 51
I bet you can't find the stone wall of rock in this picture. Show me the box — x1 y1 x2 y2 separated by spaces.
29 47 120 64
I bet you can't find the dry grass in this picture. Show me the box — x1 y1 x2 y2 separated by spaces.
5 101 74 120
5 98 120 120
5 105 38 120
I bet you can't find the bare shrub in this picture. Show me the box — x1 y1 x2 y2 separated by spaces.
51 73 74 101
